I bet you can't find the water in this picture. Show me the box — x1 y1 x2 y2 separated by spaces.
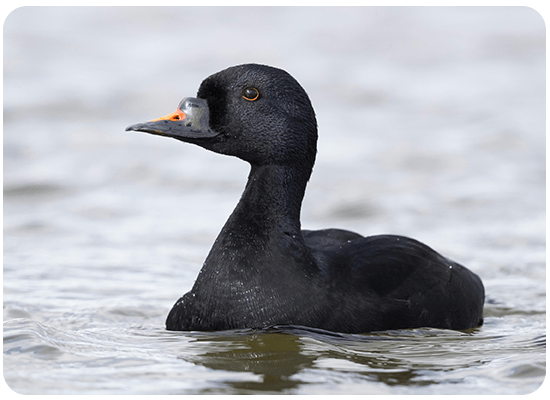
3 7 545 395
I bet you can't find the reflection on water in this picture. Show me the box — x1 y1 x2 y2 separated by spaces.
5 317 544 395
174 326 545 394
184 328 418 392
3 6 545 395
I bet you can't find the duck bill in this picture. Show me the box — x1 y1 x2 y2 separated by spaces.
125 97 218 140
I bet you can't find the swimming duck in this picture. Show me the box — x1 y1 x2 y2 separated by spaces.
126 63 484 334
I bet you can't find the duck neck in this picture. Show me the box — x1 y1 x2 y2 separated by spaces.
227 163 310 238
192 162 318 296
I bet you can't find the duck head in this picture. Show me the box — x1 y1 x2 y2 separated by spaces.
126 64 318 170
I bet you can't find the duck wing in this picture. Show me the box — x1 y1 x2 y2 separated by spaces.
302 228 363 247
305 234 484 332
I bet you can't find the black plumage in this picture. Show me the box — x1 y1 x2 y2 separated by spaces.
126 63 484 334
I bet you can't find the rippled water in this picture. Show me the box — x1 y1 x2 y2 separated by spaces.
3 7 546 395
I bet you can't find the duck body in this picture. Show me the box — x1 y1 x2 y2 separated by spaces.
127 63 484 334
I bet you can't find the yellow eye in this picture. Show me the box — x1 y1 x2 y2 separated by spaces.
242 87 260 101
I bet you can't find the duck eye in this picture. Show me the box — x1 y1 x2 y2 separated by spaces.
242 87 260 101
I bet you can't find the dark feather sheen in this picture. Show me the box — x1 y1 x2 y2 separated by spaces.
140 63 484 334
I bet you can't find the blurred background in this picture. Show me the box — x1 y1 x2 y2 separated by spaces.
3 6 546 395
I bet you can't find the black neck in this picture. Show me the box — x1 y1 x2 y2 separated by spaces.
195 162 314 285
227 163 309 238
